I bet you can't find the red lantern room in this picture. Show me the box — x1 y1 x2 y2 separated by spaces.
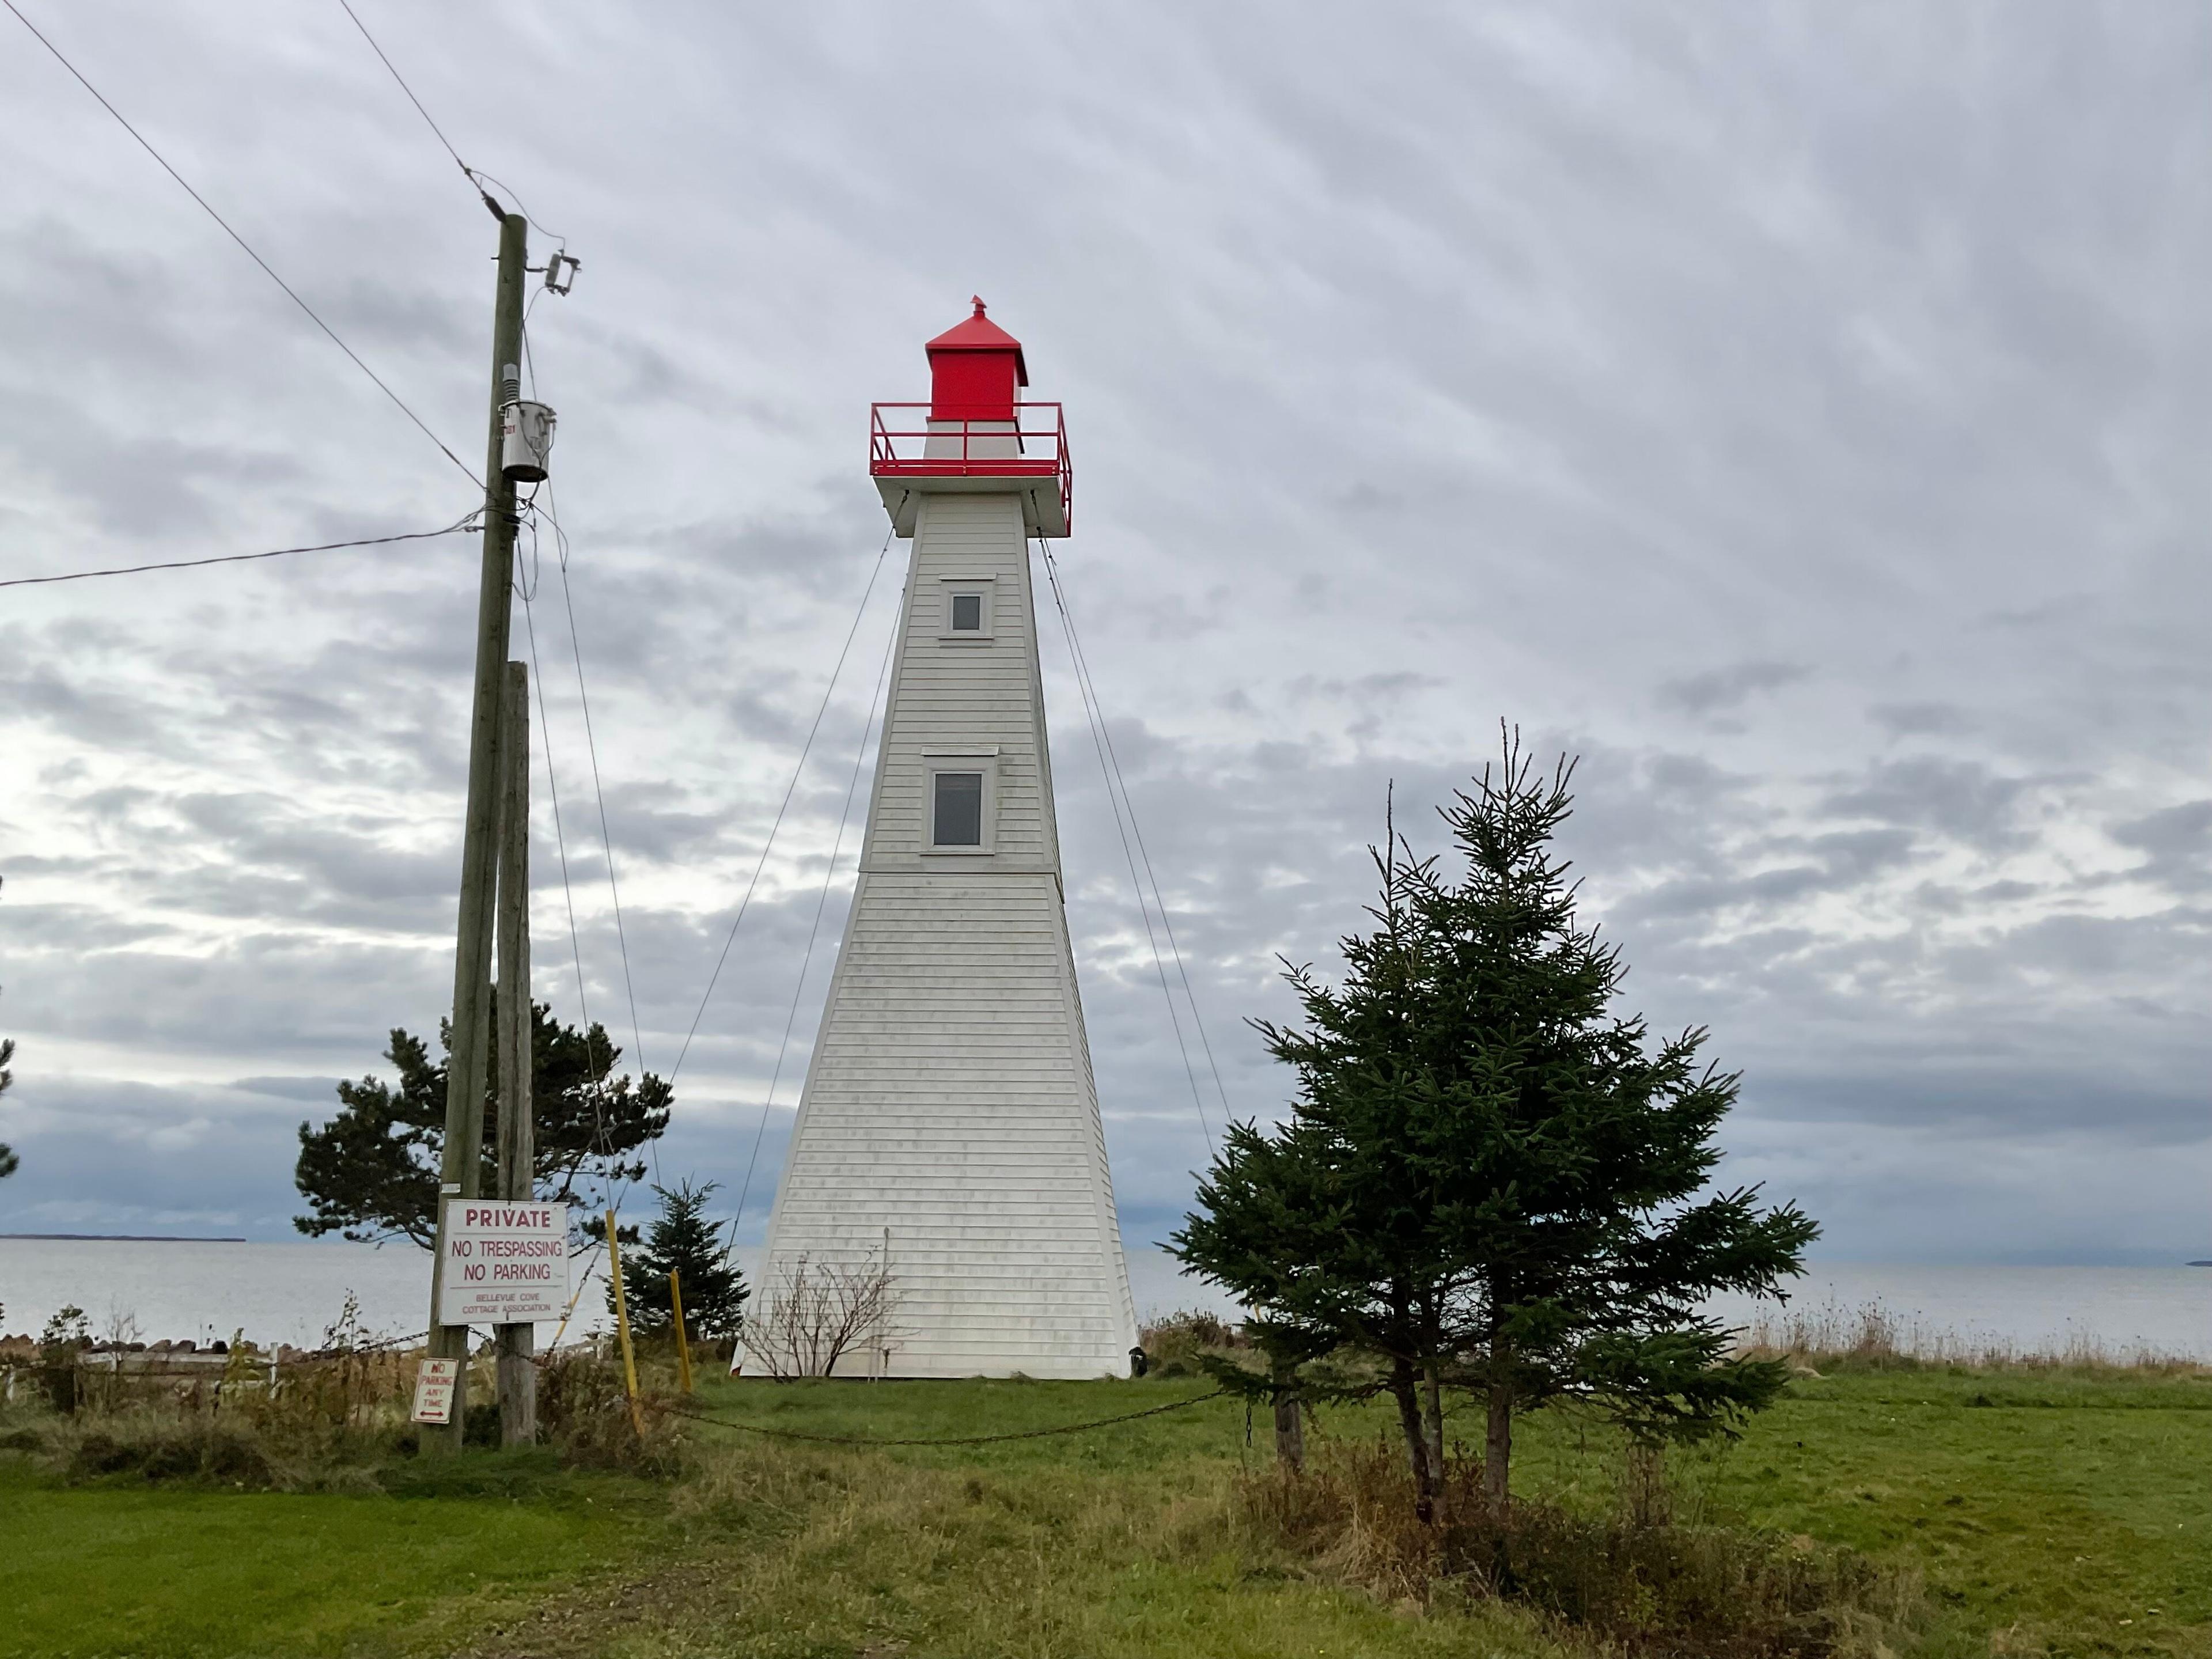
871 298 1071 537
926 298 1028 421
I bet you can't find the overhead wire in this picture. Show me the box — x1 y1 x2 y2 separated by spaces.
666 528 899 1086
551 521 652 1097
3 0 481 488
1036 536 1223 1153
729 603 898 1243
331 0 569 249
0 517 477 590
517 588 603 1142
333 0 467 179
512 288 653 1188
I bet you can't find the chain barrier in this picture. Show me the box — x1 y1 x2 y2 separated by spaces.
667 1387 1229 1448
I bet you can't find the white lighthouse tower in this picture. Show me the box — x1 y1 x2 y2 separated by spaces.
754 302 1139 1378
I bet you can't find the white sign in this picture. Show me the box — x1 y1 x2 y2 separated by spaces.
410 1357 459 1424
438 1199 571 1326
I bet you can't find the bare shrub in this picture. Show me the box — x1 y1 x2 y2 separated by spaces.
536 1347 681 1474
742 1251 904 1379
1240 1431 1462 1601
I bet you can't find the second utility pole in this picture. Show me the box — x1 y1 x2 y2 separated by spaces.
425 206 528 1453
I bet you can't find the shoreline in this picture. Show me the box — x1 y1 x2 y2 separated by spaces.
0 1233 249 1244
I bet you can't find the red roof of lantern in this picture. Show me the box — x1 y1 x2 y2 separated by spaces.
925 297 1029 386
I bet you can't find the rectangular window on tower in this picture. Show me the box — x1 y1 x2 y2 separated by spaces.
937 575 996 641
932 771 984 847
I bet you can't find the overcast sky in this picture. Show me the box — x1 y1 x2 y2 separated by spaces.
1 2 2206 1282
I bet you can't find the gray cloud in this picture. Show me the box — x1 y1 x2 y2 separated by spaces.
2 0 2208 1271
1656 661 1810 718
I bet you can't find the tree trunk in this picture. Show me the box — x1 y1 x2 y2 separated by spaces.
1421 1361 1446 1520
1483 1378 1513 1521
1271 1351 1305 1474
1624 1441 1670 1529
1389 1357 1437 1523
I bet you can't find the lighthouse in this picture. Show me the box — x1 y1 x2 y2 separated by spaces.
753 302 1139 1378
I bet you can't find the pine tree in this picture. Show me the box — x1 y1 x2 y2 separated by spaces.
293 997 670 1247
1176 733 1817 1523
612 1180 749 1342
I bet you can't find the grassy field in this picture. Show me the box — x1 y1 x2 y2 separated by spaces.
7 1363 2212 1658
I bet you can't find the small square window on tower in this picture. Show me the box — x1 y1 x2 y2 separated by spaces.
932 771 984 847
937 574 996 641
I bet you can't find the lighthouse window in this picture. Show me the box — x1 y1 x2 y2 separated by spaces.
937 574 996 640
932 771 984 847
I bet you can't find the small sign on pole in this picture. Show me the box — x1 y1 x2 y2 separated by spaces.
411 1357 460 1425
438 1200 571 1326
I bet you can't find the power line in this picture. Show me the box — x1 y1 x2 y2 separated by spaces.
466 168 569 251
0 517 475 590
666 529 898 1086
542 494 657 1188
3 0 481 488
517 587 604 1155
332 1 569 248
334 0 468 180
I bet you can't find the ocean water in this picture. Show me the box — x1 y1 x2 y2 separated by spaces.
5 1240 2209 1359
1708 1263 2212 1361
0 1237 573 1350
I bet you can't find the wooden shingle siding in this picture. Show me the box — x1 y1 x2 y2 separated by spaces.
756 493 1138 1379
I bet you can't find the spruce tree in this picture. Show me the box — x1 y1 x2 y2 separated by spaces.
612 1180 749 1341
1176 734 1817 1522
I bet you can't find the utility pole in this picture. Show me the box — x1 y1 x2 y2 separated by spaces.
495 660 536 1445
425 208 528 1452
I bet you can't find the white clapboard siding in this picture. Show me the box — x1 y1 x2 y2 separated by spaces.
757 493 1138 1378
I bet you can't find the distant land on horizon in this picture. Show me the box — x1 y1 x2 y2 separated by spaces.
0 1233 249 1243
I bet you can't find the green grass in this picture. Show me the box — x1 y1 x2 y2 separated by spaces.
1711 1365 2212 1657
0 1450 649 1659
8 1365 2212 1657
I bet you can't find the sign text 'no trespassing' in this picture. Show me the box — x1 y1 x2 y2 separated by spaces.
437 1200 571 1326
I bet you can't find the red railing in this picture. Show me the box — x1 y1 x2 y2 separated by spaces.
869 402 1071 531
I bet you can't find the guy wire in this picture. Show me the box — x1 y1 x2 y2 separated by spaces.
1037 537 1219 1152
666 528 897 1085
1047 540 1233 1126
729 603 897 1248
517 585 607 1168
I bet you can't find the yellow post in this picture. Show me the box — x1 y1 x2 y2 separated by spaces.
604 1207 645 1437
669 1270 694 1395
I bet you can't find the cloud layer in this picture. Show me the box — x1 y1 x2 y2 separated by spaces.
2 1 2207 1276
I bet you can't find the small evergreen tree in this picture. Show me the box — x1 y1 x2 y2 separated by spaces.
612 1180 749 1342
294 997 670 1247
1176 734 1817 1523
